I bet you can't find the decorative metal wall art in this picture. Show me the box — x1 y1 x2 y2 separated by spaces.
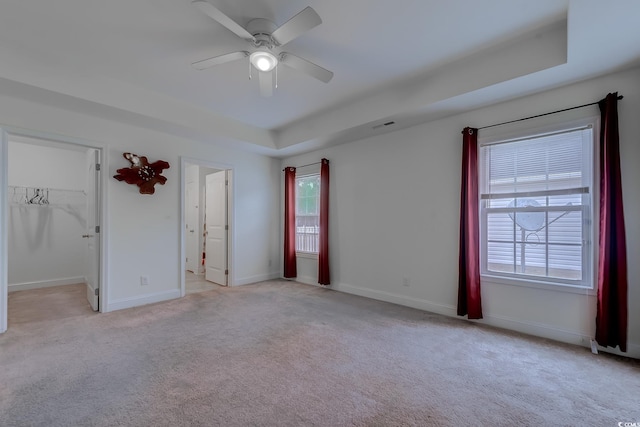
113 152 170 195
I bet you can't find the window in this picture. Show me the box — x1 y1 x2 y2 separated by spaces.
479 122 595 288
296 174 320 253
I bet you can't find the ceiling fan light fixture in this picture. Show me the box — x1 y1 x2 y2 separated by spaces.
250 51 278 72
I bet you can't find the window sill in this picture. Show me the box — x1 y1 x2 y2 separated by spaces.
296 251 318 260
481 274 595 296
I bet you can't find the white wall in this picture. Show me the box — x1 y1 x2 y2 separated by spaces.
282 66 640 359
0 85 281 314
8 141 86 190
8 141 87 289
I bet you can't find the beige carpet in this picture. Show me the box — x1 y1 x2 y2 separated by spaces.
1 280 638 426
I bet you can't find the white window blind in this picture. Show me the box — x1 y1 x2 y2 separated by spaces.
479 126 594 287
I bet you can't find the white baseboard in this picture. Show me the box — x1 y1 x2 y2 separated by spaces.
232 272 280 287
330 281 457 317
478 313 594 354
327 281 640 360
9 276 85 292
477 313 640 359
107 289 181 312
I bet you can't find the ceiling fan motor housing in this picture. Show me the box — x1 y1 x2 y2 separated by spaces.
246 18 278 49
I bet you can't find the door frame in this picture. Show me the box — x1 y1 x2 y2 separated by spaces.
0 126 108 333
184 164 200 274
180 157 234 296
0 129 7 333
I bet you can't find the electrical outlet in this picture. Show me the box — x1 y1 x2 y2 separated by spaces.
140 276 150 286
402 277 410 287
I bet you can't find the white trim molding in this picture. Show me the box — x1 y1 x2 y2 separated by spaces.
234 272 280 286
107 289 181 312
0 129 8 333
9 277 86 292
329 281 457 318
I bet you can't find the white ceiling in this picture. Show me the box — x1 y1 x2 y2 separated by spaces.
1 0 639 157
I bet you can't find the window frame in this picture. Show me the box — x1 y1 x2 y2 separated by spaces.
478 117 599 292
294 172 321 257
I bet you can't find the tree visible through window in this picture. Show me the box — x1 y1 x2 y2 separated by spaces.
296 174 320 253
479 124 594 288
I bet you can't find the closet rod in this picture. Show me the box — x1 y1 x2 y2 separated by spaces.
9 185 85 193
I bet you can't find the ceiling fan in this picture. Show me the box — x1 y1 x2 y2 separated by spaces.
192 1 334 97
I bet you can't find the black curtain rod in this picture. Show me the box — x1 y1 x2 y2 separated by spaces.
282 161 322 171
477 95 623 131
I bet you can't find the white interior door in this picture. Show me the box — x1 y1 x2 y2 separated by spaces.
84 149 100 311
185 165 199 273
205 171 227 286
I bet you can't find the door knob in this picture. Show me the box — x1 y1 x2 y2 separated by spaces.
82 234 94 238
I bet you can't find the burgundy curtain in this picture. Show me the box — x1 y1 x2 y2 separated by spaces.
283 167 297 278
318 159 330 285
457 127 483 319
596 93 628 351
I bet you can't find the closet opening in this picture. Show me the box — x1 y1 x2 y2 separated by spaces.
4 134 102 327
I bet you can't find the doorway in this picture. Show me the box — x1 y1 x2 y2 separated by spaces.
0 130 104 331
181 158 233 296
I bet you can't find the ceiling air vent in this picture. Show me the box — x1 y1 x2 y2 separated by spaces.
372 121 396 130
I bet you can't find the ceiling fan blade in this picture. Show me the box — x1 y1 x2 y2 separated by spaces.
280 52 333 83
192 51 249 70
271 6 321 46
258 70 274 97
192 0 255 42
